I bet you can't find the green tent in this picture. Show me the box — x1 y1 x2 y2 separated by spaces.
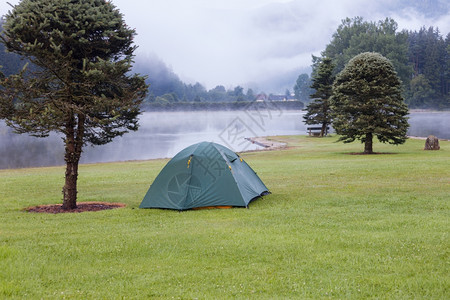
140 142 269 210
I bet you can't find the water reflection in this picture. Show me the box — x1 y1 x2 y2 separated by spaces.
0 110 448 169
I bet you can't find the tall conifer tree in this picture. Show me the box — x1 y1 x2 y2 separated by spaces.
303 57 335 137
0 0 148 209
331 52 409 154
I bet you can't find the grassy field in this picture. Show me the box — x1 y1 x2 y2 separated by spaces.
0 136 448 299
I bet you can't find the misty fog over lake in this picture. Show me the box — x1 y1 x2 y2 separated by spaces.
1 110 449 169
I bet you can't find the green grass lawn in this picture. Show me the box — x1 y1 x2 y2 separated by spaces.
1 136 448 299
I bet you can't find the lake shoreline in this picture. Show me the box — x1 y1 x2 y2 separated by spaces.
244 137 288 151
1 110 449 169
1 134 448 171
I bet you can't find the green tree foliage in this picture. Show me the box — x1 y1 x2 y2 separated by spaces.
446 33 450 105
407 74 433 108
0 0 147 209
331 52 409 154
323 17 411 90
208 85 228 102
246 88 256 101
0 20 28 76
407 27 448 108
232 86 245 102
303 57 335 137
320 17 448 109
293 73 313 102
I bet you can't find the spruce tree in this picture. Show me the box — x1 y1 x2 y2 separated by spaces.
303 57 335 137
331 52 409 154
0 0 148 209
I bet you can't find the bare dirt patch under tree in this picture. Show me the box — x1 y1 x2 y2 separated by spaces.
26 202 126 214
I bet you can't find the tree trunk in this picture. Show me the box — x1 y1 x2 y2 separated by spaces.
62 158 79 210
364 133 373 154
62 114 84 210
320 123 327 137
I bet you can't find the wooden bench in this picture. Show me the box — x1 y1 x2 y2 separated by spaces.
307 126 330 136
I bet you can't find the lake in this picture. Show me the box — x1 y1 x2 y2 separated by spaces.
1 110 449 169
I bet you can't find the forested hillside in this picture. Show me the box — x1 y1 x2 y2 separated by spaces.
316 17 449 109
1 18 448 108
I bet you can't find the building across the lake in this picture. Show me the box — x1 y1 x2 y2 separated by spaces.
255 93 297 102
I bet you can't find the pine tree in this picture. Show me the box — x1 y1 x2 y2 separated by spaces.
303 57 335 137
407 27 448 109
0 0 148 209
331 52 409 154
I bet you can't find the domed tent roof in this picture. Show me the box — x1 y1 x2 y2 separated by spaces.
139 142 269 210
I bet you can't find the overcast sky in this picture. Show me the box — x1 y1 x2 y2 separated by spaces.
1 0 449 91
